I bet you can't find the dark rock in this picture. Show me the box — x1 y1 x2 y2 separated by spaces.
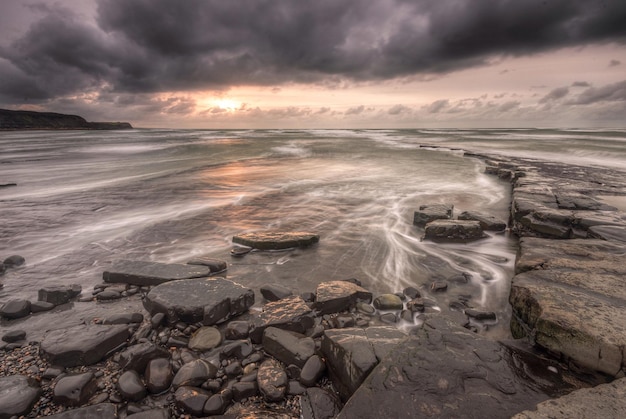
233 231 319 250
403 286 421 299
413 204 453 226
225 361 243 377
42 366 65 379
249 295 315 343
260 283 293 301
379 312 397 324
41 403 117 419
458 210 507 231
172 359 218 388
588 225 626 243
288 380 307 395
313 280 373 315
118 342 169 372
96 290 122 301
188 326 223 351
30 301 55 313
186 257 228 274
145 358 173 394
103 260 210 286
355 302 375 315
3 255 25 267
224 320 250 340
257 359 288 402
301 387 341 419
299 355 326 387
0 299 31 319
38 284 82 306
143 277 254 325
430 280 448 292
203 391 232 415
519 211 573 238
424 219 487 242
285 364 301 379
103 312 143 325
175 386 211 416
118 370 146 402
2 329 26 343
40 324 129 367
127 408 171 419
263 327 315 368
230 245 252 257
151 312 165 329
372 294 403 310
300 292 316 302
406 298 425 313
331 314 356 328
465 309 497 321
232 381 258 401
0 375 41 418
53 372 97 406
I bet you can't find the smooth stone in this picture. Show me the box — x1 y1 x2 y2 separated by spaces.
127 408 171 419
355 302 375 315
287 380 307 396
174 386 211 416
406 298 425 313
3 255 25 267
96 290 122 301
299 355 326 387
424 219 487 242
257 359 288 402
430 280 448 292
403 286 421 299
203 391 232 415
232 381 258 401
249 295 315 343
103 260 210 286
151 312 165 329
188 326 223 351
413 204 453 226
118 342 170 372
186 257 228 274
103 312 143 324
117 370 146 402
143 277 254 326
372 294 403 310
301 387 341 419
313 280 373 315
172 359 218 388
230 245 252 257
465 309 497 321
42 366 65 379
224 320 250 340
0 375 41 418
224 361 243 377
30 300 55 313
0 299 31 319
260 283 293 301
458 210 507 231
220 340 254 360
38 284 82 305
379 312 397 324
41 403 117 419
262 327 315 368
2 329 26 343
40 324 130 367
232 231 319 250
53 372 97 406
145 358 173 394
331 314 356 328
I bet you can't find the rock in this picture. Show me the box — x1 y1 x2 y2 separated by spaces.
188 326 223 351
103 312 143 324
262 327 315 368
232 231 319 250
53 372 97 406
355 302 375 315
118 370 146 402
118 342 170 372
0 375 41 418
403 286 421 299
230 245 252 257
430 280 448 292
41 403 117 419
232 381 258 401
186 257 228 274
127 408 171 419
512 377 626 419
203 390 232 415
519 210 573 238
424 219 487 242
379 312 397 324
3 255 25 267
96 290 122 300
372 294 403 310
287 380 307 396
145 358 173 394
257 359 288 402
143 277 254 325
40 324 130 367
151 312 165 329
224 321 250 340
42 366 65 379
458 210 507 231
38 284 82 305
588 225 626 243
220 340 254 360
0 299 31 319
301 387 341 419
172 359 218 388
313 280 373 315
174 386 211 416
413 204 453 226
249 295 315 343
331 314 356 328
299 355 326 387
2 329 26 343
260 283 293 301
465 309 497 321
406 298 425 313
103 260 210 286
30 301 55 313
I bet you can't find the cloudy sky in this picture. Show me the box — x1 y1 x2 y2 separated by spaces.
0 0 625 128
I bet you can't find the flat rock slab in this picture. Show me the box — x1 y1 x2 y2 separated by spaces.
232 231 319 250
458 210 507 231
143 277 254 326
103 260 210 286
313 280 373 315
424 219 487 242
249 295 315 343
588 225 626 243
338 318 552 419
42 403 117 419
40 324 130 367
413 204 453 226
0 375 41 419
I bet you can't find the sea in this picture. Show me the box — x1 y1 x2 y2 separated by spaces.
2 128 626 338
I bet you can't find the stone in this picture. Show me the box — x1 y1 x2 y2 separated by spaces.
224 320 250 340
413 204 453 226
174 386 211 416
151 312 165 329
0 375 41 418
257 359 288 402
519 211 573 238
3 255 25 267
145 358 173 394
0 299 31 319
96 290 122 301
249 295 315 343
301 387 341 419
203 391 232 415
118 370 146 402
424 219 487 242
331 314 356 328
588 225 626 243
188 326 223 351
260 283 293 301
53 372 97 406
262 327 315 368
430 280 448 292
403 286 421 299
143 277 254 325
355 302 375 315
38 284 82 306
232 231 319 250
458 210 507 231
232 381 258 401
313 280 373 315
30 301 55 313
465 309 497 321
372 294 403 310
406 298 425 313
230 245 252 257
41 403 117 419
127 408 171 419
103 312 143 324
379 313 397 324
2 329 26 343
186 257 228 274
40 324 129 367
220 340 254 360
118 342 170 372
172 359 218 388
103 260 210 286
299 355 326 387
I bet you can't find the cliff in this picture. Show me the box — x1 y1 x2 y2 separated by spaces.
0 109 132 130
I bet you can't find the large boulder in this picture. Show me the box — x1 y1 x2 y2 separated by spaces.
40 324 130 367
0 375 41 419
313 280 373 315
53 372 97 406
413 204 453 226
0 299 31 319
143 277 254 326
103 260 210 286
233 231 319 250
249 295 315 343
424 219 487 242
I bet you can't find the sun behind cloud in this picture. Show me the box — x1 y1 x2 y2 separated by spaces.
215 99 240 111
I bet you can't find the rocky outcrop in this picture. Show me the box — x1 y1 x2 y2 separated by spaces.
103 260 211 286
423 219 487 242
0 109 132 130
232 231 319 250
413 204 453 226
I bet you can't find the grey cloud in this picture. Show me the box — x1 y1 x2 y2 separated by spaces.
498 101 520 112
426 99 449 113
388 104 412 115
345 105 365 115
572 81 591 87
539 86 570 103
609 59 621 67
569 80 626 105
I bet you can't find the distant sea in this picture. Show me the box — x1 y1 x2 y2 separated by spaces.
2 128 625 337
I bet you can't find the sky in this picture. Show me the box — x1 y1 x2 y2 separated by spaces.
0 0 625 129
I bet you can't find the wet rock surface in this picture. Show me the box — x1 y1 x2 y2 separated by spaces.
413 204 453 226
313 280 372 315
0 375 41 418
232 231 320 250
103 260 211 286
249 295 314 343
424 219 488 242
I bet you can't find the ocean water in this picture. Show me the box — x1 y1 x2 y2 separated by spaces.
2 128 625 337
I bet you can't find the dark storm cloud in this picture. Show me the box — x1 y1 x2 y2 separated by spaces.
1 0 626 101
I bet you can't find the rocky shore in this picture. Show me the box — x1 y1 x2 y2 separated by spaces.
2 150 626 418
0 109 132 130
